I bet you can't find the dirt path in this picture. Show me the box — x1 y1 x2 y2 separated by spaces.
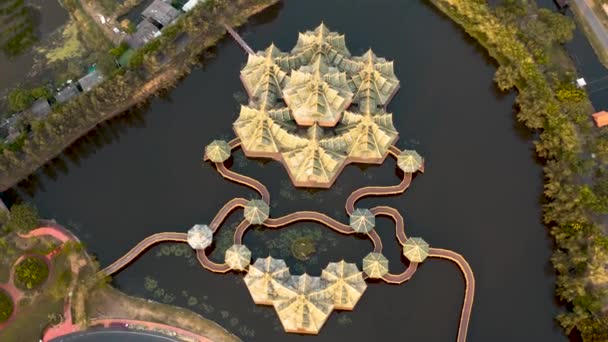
78 0 123 45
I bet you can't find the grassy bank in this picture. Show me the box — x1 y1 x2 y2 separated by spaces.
428 0 608 339
0 0 280 190
85 285 240 342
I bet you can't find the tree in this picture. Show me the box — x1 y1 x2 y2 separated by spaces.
30 86 51 100
5 203 39 233
494 64 518 91
7 87 34 112
538 9 575 45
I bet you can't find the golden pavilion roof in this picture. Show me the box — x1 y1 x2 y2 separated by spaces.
320 260 367 310
402 237 429 263
349 49 400 106
281 125 346 187
331 101 398 162
397 149 424 173
230 22 403 188
187 224 213 250
244 257 292 305
349 208 375 233
275 23 351 71
244 199 270 225
205 140 231 163
241 45 290 104
362 252 389 279
225 244 251 271
283 59 353 127
272 274 334 334
234 104 306 156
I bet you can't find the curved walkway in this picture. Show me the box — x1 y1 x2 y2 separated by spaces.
209 197 249 232
428 248 475 342
215 162 270 204
370 206 407 245
100 143 474 341
346 170 412 215
101 233 187 276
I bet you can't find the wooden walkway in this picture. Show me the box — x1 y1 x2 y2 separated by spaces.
100 140 475 341
223 24 254 55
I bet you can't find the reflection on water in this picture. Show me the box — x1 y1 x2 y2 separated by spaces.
4 0 581 340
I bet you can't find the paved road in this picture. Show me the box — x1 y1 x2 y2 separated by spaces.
573 0 608 52
52 329 180 342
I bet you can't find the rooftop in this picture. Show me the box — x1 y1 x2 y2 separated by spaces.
29 99 52 119
128 20 161 49
143 0 181 27
78 70 104 92
593 110 608 128
233 23 402 188
55 84 80 104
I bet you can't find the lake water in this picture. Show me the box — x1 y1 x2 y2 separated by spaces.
0 0 69 97
6 0 593 340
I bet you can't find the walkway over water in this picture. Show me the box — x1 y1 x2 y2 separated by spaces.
223 24 254 55
99 138 475 342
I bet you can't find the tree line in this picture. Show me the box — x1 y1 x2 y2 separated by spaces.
430 0 608 339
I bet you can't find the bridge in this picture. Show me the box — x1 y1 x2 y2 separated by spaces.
223 24 255 55
100 138 475 342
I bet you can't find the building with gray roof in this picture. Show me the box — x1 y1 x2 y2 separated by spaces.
142 0 181 28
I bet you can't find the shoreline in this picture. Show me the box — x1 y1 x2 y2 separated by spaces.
0 0 280 191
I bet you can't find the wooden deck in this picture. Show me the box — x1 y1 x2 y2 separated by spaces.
100 140 475 341
223 24 255 55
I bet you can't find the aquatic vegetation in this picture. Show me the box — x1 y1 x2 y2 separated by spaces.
144 279 257 338
0 1 38 57
155 243 196 266
37 22 84 64
290 237 316 261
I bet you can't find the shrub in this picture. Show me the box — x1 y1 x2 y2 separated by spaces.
5 203 39 233
14 256 49 290
0 290 13 322
556 84 586 103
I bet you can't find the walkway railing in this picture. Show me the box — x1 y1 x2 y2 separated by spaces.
99 141 475 342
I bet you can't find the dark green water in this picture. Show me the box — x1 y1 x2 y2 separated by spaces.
6 0 581 340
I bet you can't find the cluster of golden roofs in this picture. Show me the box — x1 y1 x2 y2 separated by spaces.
244 257 367 334
235 23 401 188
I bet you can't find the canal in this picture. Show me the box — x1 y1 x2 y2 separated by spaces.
6 0 584 340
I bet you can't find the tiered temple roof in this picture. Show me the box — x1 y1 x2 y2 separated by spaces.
241 45 290 104
349 49 400 106
232 23 403 188
275 23 351 71
281 125 346 186
283 59 353 127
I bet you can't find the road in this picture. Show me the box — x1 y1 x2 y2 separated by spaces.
573 0 608 53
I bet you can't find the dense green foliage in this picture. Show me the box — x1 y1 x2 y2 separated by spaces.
0 290 13 322
14 256 49 290
7 87 52 112
3 203 39 233
0 0 38 56
430 0 608 339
